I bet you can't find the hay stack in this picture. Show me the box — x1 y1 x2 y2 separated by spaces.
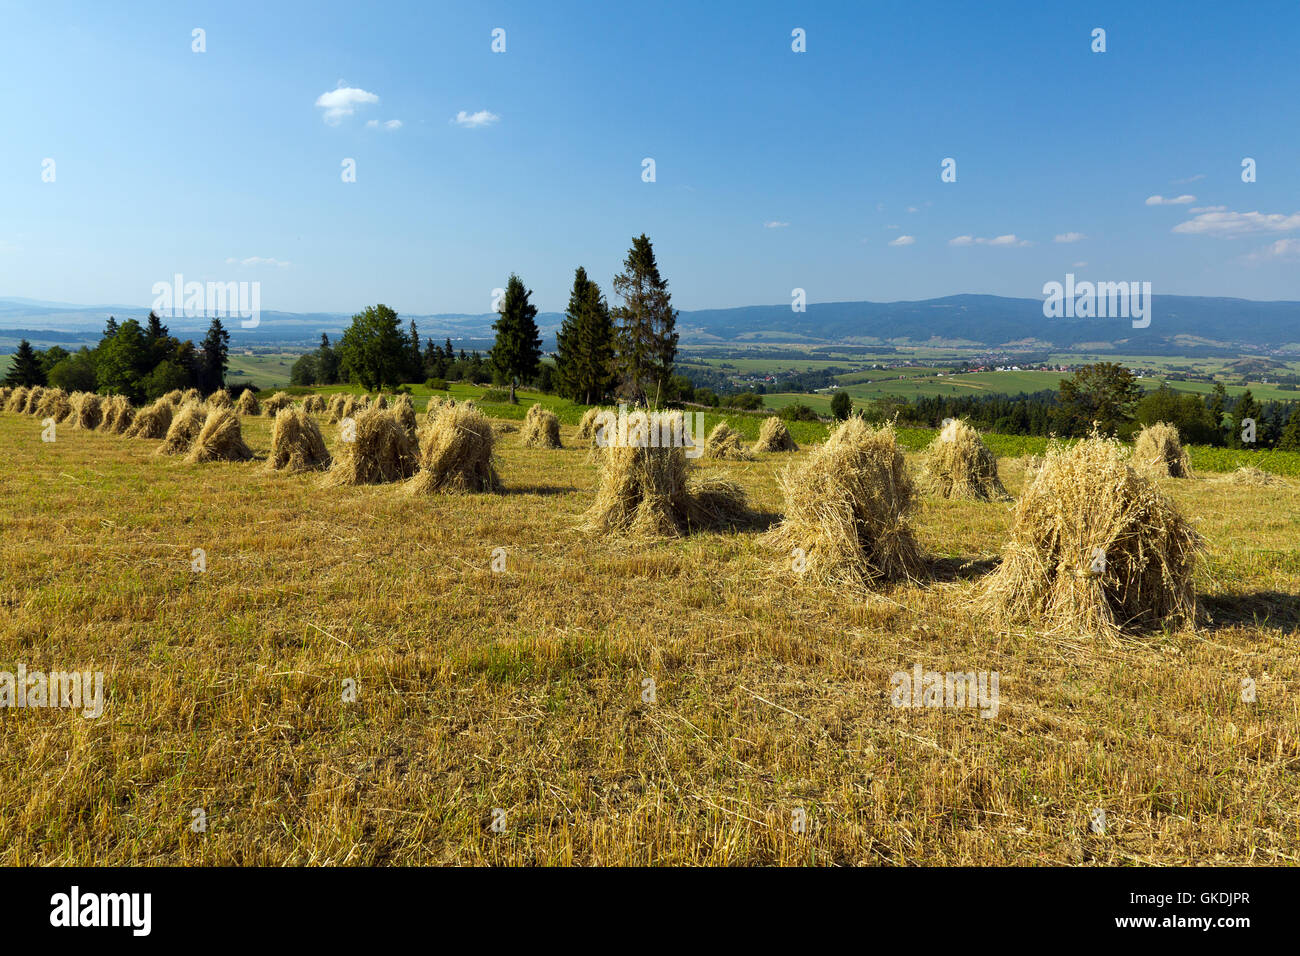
126 398 174 439
391 394 416 437
408 404 501 494
302 394 326 415
583 411 750 536
35 388 71 422
325 407 418 485
918 418 1008 501
326 394 347 423
575 407 608 446
1134 422 1192 478
162 389 184 405
21 387 45 414
0 387 10 407
1214 466 1286 487
4 387 30 413
180 388 201 404
372 393 388 410
981 433 1203 638
157 403 207 455
266 407 331 473
101 395 135 435
236 390 260 416
206 388 233 409
69 392 104 430
752 415 798 453
262 391 292 417
704 422 754 461
764 418 925 588
186 407 254 463
520 403 562 449
425 395 456 424
339 395 362 422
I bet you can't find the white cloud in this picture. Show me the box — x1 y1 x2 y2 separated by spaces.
1145 194 1196 206
366 119 403 130
888 235 915 246
1053 232 1086 243
1172 209 1300 238
1244 238 1300 261
885 224 900 230
315 86 379 125
453 110 499 128
949 234 1031 247
1072 261 1088 268
764 221 789 229
1172 173 1206 184
1189 205 1226 214
225 256 290 268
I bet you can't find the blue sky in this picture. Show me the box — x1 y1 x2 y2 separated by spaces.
2 0 1299 317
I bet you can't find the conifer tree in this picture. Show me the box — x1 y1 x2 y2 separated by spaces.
554 266 616 405
3 339 46 387
489 274 541 403
611 234 677 407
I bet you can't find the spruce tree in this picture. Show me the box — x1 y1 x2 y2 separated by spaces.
611 234 678 406
407 319 422 383
555 267 616 404
199 318 230 394
1278 404 1300 451
3 339 46 387
489 274 541 403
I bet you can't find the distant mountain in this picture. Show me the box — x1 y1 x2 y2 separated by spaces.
2 293 1297 355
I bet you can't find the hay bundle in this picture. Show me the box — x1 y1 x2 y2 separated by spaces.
575 407 608 446
0 387 10 407
326 394 347 423
186 407 254 463
408 404 500 494
339 395 362 422
583 411 750 536
262 391 293 417
4 387 30 413
764 418 925 587
391 394 416 437
180 388 201 404
918 418 1008 501
101 395 135 435
752 415 798 453
425 395 455 424
981 433 1203 638
157 403 207 455
236 390 260 415
35 388 71 422
325 407 418 485
126 398 174 439
1214 466 1286 487
21 387 45 414
206 388 233 409
161 389 184 405
302 394 326 415
520 403 562 449
1024 454 1044 483
68 392 104 430
1134 422 1192 478
266 407 331 473
704 422 754 461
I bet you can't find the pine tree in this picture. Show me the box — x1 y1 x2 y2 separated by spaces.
554 267 616 404
1233 389 1263 448
1278 404 1300 451
407 319 421 383
199 318 230 394
3 339 46 386
611 234 678 407
489 274 541 403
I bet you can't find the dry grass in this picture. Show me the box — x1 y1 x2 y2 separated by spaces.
156 403 208 456
1134 422 1193 479
408 404 500 494
266 408 331 474
519 403 562 449
919 418 1009 501
982 433 1204 639
68 392 103 430
263 392 293 417
186 408 254 463
765 417 925 588
325 407 419 486
1215 466 1289 487
236 390 260 416
704 422 755 461
0 405 1295 866
390 394 416 437
126 399 174 440
207 389 233 410
752 415 798 453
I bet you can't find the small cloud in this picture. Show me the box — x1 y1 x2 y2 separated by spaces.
1244 238 1300 261
885 224 900 230
764 221 790 229
1054 232 1087 243
366 119 403 130
888 235 916 246
453 110 499 128
1173 209 1300 238
1072 261 1088 268
1172 173 1206 184
226 256 291 268
315 85 379 125
906 206 919 214
1145 194 1196 206
1189 205 1226 214
949 234 1031 247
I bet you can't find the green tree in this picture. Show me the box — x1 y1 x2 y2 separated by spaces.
406 319 422 383
290 352 320 386
198 318 230 394
830 391 852 421
144 311 170 366
1056 362 1142 437
611 234 678 406
489 274 541 403
47 349 98 392
96 319 149 401
1136 384 1218 445
1277 404 1300 451
317 333 340 385
338 304 406 391
140 359 190 400
1232 389 1263 448
3 339 46 386
1207 382 1228 439
38 346 70 376
554 266 616 405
